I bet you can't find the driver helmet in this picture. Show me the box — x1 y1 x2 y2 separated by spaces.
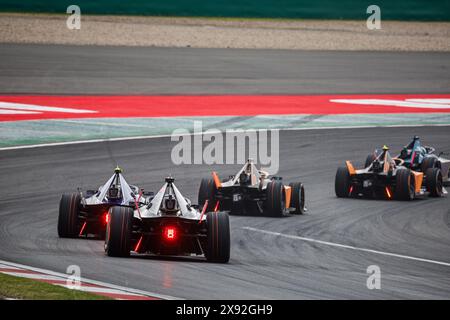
108 184 121 200
162 194 178 213
239 171 251 185
400 147 411 159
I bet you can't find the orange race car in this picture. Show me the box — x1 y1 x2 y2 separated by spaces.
198 159 306 217
335 145 446 200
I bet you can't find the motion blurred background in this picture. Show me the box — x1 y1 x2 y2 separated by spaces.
0 0 449 21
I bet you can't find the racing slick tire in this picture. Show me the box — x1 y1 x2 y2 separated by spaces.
421 157 438 172
335 167 351 198
395 169 415 201
289 182 306 214
426 167 443 197
58 193 81 238
364 154 377 168
265 181 286 217
105 206 133 257
205 211 230 263
198 178 217 212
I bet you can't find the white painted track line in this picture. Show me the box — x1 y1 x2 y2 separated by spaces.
1 123 449 151
0 259 181 300
0 102 97 114
54 284 146 296
242 227 450 268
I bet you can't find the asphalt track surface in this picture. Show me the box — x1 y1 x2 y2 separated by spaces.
1 44 450 94
0 44 450 299
0 127 449 299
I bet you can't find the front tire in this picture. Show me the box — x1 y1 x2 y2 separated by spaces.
335 167 351 198
57 193 81 238
289 182 306 214
265 181 285 217
395 169 415 201
426 167 443 197
205 211 230 263
198 178 217 212
105 207 133 257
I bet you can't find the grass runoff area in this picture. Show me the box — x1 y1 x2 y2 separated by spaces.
0 273 111 300
0 0 449 21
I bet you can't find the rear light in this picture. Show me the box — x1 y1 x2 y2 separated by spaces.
385 187 392 199
134 236 143 252
104 212 110 224
79 222 87 236
164 226 177 241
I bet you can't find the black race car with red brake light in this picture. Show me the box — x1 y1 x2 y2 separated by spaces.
198 159 306 217
57 167 150 239
104 176 230 263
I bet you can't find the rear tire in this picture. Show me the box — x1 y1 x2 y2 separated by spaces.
421 157 438 172
395 169 415 201
335 167 351 198
426 167 443 197
265 181 285 217
289 182 306 214
198 178 217 212
205 211 230 263
365 154 377 168
105 206 133 257
57 193 81 238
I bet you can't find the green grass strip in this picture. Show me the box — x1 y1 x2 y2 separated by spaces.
0 272 112 300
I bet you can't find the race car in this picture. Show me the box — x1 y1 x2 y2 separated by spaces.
336 145 446 200
104 177 230 263
58 167 150 239
198 159 306 217
395 136 450 185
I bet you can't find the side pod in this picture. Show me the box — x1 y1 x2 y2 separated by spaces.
346 161 357 175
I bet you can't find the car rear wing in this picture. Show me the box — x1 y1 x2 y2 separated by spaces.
219 159 262 187
95 171 135 205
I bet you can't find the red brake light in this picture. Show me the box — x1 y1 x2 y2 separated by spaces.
104 213 110 224
134 236 143 252
385 187 392 199
164 226 176 241
79 222 87 236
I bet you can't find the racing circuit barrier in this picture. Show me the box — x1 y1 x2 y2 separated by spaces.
0 0 449 21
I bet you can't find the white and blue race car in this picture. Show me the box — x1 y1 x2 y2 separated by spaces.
58 167 151 239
